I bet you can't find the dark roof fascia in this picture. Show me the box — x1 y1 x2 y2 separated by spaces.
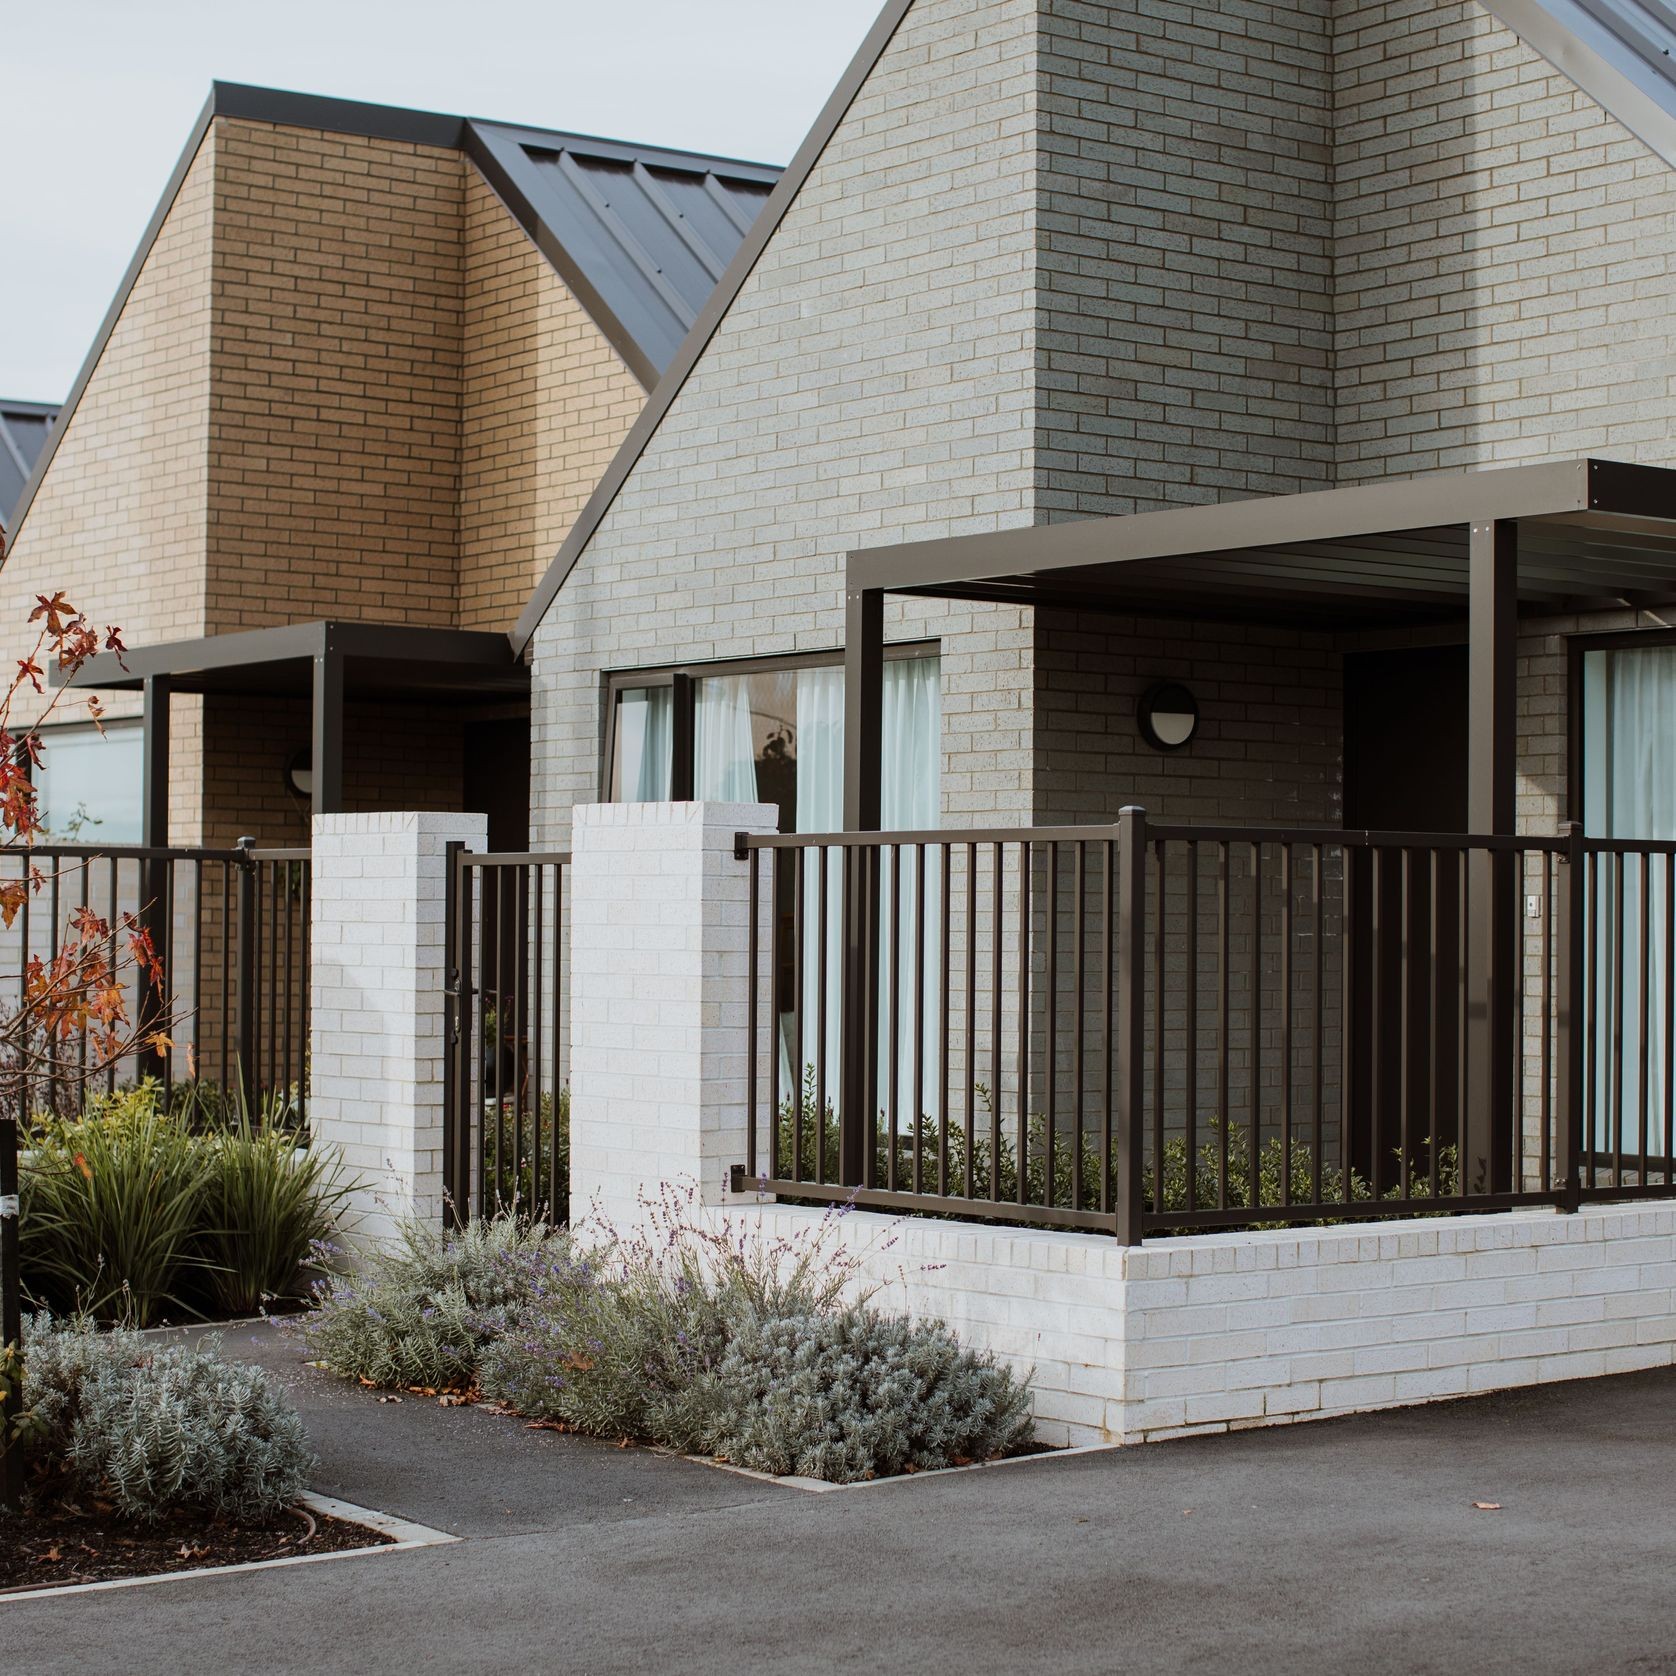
54 619 522 692
1481 0 1676 169
0 399 60 418
464 121 661 391
843 458 1676 595
507 0 920 656
209 81 466 148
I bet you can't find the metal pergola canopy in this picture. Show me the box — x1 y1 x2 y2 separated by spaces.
849 458 1676 628
53 621 528 837
54 620 530 702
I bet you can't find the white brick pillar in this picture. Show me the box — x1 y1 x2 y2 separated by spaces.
568 801 777 1230
310 810 488 1248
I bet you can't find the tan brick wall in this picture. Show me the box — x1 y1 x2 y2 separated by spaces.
0 130 218 837
206 119 466 631
460 170 646 632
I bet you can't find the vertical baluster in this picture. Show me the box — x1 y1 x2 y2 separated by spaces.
887 843 902 1194
1340 845 1355 1213
991 842 1003 1203
1219 842 1231 1210
1398 847 1410 1200
1154 839 1166 1216
767 846 780 1179
1145 840 1158 1215
1071 840 1086 1214
530 864 545 1220
1666 849 1674 1188
1312 842 1324 1207
1641 849 1653 1180
1282 842 1294 1206
1614 851 1626 1187
939 842 951 1199
964 841 976 1200
912 843 925 1197
1045 841 1058 1210
1541 849 1553 1194
747 846 760 1184
1182 841 1199 1214
1016 840 1031 1206
1248 841 1262 1211
793 846 806 1184
815 845 829 1186
1430 848 1442 1200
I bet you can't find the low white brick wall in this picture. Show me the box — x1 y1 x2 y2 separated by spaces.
310 810 487 1249
723 1199 1676 1446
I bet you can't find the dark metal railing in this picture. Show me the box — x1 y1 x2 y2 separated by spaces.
443 848 570 1223
737 813 1676 1240
3 841 311 1121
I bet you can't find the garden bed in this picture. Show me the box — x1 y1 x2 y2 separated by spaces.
0 1496 391 1595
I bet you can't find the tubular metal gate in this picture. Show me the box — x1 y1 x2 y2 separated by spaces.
442 848 570 1223
2 841 311 1119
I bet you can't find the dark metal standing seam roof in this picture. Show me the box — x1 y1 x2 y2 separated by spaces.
466 122 779 389
0 401 57 533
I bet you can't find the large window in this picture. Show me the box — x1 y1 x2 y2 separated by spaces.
605 648 942 1109
1579 637 1676 1153
33 721 143 843
604 646 941 833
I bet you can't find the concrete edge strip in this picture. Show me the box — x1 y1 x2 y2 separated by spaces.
687 1438 1124 1494
0 1491 457 1605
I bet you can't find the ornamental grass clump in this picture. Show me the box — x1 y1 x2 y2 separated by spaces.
19 1081 353 1325
20 1314 313 1523
296 1212 567 1391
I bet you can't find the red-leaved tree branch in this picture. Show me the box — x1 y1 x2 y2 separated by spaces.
0 544 165 1102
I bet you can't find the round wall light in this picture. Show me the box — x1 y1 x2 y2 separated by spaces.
1138 682 1199 752
285 747 314 799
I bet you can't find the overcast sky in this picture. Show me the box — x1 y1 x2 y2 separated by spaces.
1 0 883 400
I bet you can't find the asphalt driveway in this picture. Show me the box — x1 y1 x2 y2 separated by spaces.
8 1323 1676 1676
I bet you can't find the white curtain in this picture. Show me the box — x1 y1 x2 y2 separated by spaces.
878 657 943 1121
694 674 757 801
613 687 673 801
1585 647 1676 1155
795 669 845 1106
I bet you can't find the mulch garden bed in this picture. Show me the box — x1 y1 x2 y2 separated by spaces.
0 1495 391 1595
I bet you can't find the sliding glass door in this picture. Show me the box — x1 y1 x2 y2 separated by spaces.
1580 641 1676 1155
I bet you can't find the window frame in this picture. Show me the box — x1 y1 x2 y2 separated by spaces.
599 641 938 803
1566 626 1676 827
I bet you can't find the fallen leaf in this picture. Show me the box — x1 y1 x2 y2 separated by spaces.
38 1547 62 1564
1472 1501 1502 1512
376 1395 403 1404
1182 1509 1194 1517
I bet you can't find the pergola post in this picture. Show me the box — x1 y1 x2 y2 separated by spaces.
1466 520 1518 1193
840 585 884 1186
138 676 171 1083
311 645 345 817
